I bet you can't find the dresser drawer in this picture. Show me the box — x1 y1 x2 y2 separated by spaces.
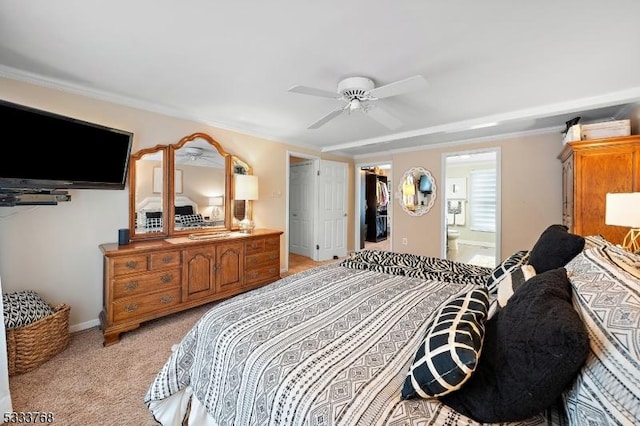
112 287 181 322
150 250 181 270
245 239 265 255
264 236 279 252
245 251 279 270
113 268 182 299
113 255 149 276
245 265 280 286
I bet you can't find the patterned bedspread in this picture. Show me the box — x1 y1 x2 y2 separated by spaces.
145 258 562 425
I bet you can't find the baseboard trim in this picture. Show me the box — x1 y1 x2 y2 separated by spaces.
69 318 100 333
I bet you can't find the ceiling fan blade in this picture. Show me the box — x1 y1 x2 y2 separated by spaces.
308 106 346 129
366 104 403 130
367 75 427 99
288 84 339 99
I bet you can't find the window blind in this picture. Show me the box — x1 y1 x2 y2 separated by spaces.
469 169 496 232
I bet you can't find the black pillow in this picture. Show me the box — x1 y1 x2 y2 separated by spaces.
439 267 589 423
145 211 162 219
528 224 585 273
175 205 194 215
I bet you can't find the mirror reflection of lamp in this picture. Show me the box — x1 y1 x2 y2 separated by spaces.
605 192 640 252
208 196 224 220
448 200 463 225
234 174 259 234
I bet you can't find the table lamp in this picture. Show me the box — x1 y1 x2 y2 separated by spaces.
208 196 224 220
234 174 259 233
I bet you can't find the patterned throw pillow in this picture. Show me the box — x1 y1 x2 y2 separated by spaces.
146 217 163 228
485 250 529 295
3 290 54 329
179 213 204 226
496 264 536 307
402 287 489 398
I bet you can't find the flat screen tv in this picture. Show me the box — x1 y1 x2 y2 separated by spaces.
0 99 134 190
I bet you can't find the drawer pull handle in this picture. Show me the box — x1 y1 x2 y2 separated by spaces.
161 255 173 264
269 268 276 274
124 281 139 291
125 260 138 269
124 303 138 312
160 295 173 304
269 254 276 260
160 274 173 283
251 242 258 248
249 258 257 264
249 272 259 279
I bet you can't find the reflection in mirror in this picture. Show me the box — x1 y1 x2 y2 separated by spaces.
131 147 166 238
397 167 437 216
171 135 228 234
231 156 252 230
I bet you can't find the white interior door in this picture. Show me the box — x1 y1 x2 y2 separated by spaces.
316 160 348 261
289 161 314 258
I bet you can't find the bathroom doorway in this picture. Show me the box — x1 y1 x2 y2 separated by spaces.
442 149 500 268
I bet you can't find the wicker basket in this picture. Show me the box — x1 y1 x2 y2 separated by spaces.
6 303 71 376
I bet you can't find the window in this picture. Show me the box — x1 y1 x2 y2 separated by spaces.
469 169 496 232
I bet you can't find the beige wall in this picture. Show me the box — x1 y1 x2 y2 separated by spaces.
359 132 565 260
0 77 573 331
0 77 353 330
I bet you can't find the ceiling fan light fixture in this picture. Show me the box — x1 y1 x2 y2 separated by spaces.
349 99 362 111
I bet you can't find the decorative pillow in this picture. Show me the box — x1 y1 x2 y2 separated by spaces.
401 287 489 398
496 264 536 307
562 247 640 425
528 224 585 273
146 217 163 228
3 290 54 329
175 205 194 216
485 250 529 295
439 267 589 423
179 213 204 226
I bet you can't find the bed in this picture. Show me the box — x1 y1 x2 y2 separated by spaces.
145 226 640 425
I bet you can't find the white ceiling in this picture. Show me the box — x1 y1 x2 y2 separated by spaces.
2 1 640 158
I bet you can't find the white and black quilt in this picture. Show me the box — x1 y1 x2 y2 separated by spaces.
145 260 562 426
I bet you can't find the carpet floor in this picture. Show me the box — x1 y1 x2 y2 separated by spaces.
7 254 339 425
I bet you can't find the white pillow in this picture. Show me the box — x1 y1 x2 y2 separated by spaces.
497 264 536 307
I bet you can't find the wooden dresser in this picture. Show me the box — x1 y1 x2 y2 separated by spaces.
559 135 640 244
99 229 282 345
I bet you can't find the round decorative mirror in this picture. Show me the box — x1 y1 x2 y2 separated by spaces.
397 167 437 216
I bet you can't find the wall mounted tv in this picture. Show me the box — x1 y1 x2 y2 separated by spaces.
0 99 134 190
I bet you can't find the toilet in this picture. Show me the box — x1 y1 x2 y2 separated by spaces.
447 228 460 251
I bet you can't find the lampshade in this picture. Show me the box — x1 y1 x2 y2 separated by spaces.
605 193 640 227
208 196 224 206
234 174 259 201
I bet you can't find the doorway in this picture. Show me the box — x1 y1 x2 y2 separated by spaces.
442 149 500 268
287 153 348 269
354 162 392 253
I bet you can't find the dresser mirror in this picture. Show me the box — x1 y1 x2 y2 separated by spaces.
231 156 252 229
129 132 251 240
397 167 437 216
129 145 167 238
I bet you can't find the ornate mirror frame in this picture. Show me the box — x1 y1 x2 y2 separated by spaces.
396 167 437 217
129 132 251 240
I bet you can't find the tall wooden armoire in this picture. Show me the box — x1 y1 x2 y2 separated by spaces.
559 135 640 244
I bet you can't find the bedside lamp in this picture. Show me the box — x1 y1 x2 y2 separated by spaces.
234 174 259 234
605 192 640 252
208 196 224 220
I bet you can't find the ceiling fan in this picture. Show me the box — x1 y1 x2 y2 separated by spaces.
175 147 224 168
288 75 427 130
